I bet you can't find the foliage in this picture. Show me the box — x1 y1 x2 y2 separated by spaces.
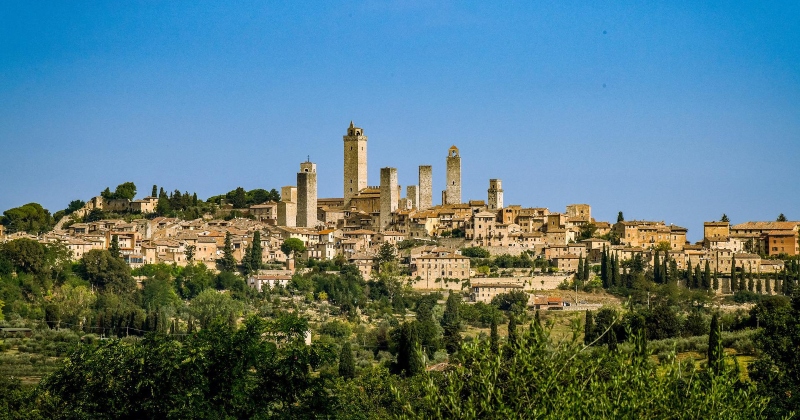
461 247 490 258
37 314 335 419
407 320 767 419
491 290 528 313
1 203 54 234
77 250 135 294
281 238 306 259
217 232 237 272
339 341 356 379
749 294 800 418
441 292 461 354
101 182 137 200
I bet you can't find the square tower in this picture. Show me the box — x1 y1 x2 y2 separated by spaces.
418 165 432 210
380 167 398 230
343 121 368 205
297 161 317 227
277 186 297 227
445 145 461 205
488 179 504 210
406 185 418 209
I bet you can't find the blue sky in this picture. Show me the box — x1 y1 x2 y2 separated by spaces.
1 1 798 241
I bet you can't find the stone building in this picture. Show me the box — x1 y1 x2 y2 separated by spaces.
418 165 433 211
379 167 398 230
406 185 418 209
297 161 318 228
487 178 503 210
277 186 297 227
444 145 461 205
343 121 368 205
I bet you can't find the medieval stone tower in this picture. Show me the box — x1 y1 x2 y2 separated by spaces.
488 179 504 210
406 185 418 209
277 186 297 227
418 165 432 211
444 145 461 205
297 161 317 227
380 167 398 230
343 121 367 205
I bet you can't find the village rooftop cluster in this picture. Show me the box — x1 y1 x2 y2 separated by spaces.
3 121 798 302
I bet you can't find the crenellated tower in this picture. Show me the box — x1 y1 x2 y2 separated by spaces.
343 121 368 205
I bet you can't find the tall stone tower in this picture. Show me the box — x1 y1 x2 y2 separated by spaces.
418 165 432 211
277 186 297 227
445 145 461 205
343 121 367 205
488 179 504 210
379 167 398 230
297 161 317 227
406 185 418 209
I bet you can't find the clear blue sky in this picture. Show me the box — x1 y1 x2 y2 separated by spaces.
1 1 798 241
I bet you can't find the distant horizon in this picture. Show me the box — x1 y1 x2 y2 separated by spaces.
2 2 798 243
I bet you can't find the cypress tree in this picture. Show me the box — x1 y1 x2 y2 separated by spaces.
694 264 702 289
583 257 590 283
490 315 499 355
765 277 772 294
704 260 711 290
151 184 158 197
250 230 263 271
219 232 237 272
577 256 584 282
338 341 356 379
397 322 423 377
730 254 736 290
708 313 723 374
507 314 518 347
712 271 719 292
654 251 661 283
608 327 618 352
739 269 746 292
109 235 120 259
747 268 754 292
662 252 669 283
756 278 763 294
584 310 595 345
441 293 462 354
601 247 608 287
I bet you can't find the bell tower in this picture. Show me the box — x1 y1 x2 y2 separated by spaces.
343 121 367 205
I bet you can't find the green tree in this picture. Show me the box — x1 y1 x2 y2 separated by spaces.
461 246 490 258
708 313 723 374
395 322 424 377
617 211 624 222
109 235 121 259
189 288 242 328
579 223 597 240
441 292 462 354
777 213 787 222
338 341 356 379
720 214 729 222
112 182 137 200
490 315 499 354
280 238 306 259
232 187 247 208
250 230 262 271
1 238 46 274
704 260 711 290
1 202 54 234
218 232 237 272
79 249 135 293
584 310 595 345
151 184 158 197
374 242 397 273
507 314 518 347
184 245 196 263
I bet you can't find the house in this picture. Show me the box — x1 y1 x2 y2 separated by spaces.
471 282 523 304
248 271 293 292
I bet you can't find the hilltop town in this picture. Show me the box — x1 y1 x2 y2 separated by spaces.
1 121 797 303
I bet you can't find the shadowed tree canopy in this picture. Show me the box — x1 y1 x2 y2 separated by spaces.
78 249 135 293
1 202 55 234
